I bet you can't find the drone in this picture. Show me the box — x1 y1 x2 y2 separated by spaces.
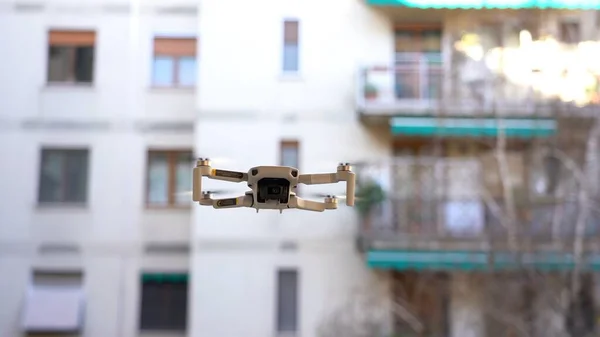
192 158 355 213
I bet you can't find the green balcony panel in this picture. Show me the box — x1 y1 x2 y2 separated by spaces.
367 0 600 9
367 250 600 271
390 117 556 138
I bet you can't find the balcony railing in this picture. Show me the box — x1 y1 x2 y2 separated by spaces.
357 158 600 250
356 53 600 117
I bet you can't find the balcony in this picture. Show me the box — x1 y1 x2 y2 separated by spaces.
358 59 545 119
356 157 600 257
357 53 600 122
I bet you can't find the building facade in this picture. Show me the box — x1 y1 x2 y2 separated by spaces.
1 0 600 337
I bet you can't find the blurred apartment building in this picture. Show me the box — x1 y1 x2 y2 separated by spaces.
2 0 600 336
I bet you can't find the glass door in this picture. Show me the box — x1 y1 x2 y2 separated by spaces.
394 26 443 100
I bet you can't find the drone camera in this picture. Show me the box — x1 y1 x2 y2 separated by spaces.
257 178 290 203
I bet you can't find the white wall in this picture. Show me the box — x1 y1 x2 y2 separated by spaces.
192 0 393 336
0 3 196 337
0 0 400 335
196 0 393 118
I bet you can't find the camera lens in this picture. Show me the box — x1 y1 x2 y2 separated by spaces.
256 178 290 204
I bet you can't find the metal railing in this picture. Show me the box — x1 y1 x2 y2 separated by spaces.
358 53 548 116
356 158 600 244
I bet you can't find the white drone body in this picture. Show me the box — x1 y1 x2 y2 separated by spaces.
192 158 355 213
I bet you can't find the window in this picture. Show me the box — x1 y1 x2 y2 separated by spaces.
566 274 596 336
22 270 84 335
38 149 89 204
146 150 194 206
394 27 442 58
280 140 299 168
139 273 188 331
47 30 95 83
559 21 580 44
282 20 300 73
276 269 299 333
394 26 442 100
152 37 197 87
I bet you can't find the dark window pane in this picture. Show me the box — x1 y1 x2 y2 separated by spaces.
560 21 580 44
422 29 442 52
64 150 88 202
276 269 298 332
74 46 94 83
140 274 189 331
38 149 89 203
395 30 420 53
38 150 64 202
47 46 73 82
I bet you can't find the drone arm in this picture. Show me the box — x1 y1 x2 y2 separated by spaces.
192 164 248 202
298 171 356 206
199 194 253 209
208 169 248 183
289 195 336 212
298 173 337 185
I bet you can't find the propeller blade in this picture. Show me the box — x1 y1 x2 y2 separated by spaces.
309 159 372 168
193 156 240 166
304 191 408 202
203 189 241 195
303 192 363 203
175 191 193 196
206 157 238 165
176 189 241 196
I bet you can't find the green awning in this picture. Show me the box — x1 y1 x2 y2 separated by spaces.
141 273 189 283
390 117 556 138
367 0 600 9
367 250 600 271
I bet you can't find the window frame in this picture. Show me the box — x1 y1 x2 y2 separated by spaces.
46 30 96 85
37 148 90 205
559 20 581 44
139 273 189 332
275 268 299 334
145 149 194 208
393 25 442 100
151 37 197 88
279 140 300 169
282 19 300 74
394 24 442 54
